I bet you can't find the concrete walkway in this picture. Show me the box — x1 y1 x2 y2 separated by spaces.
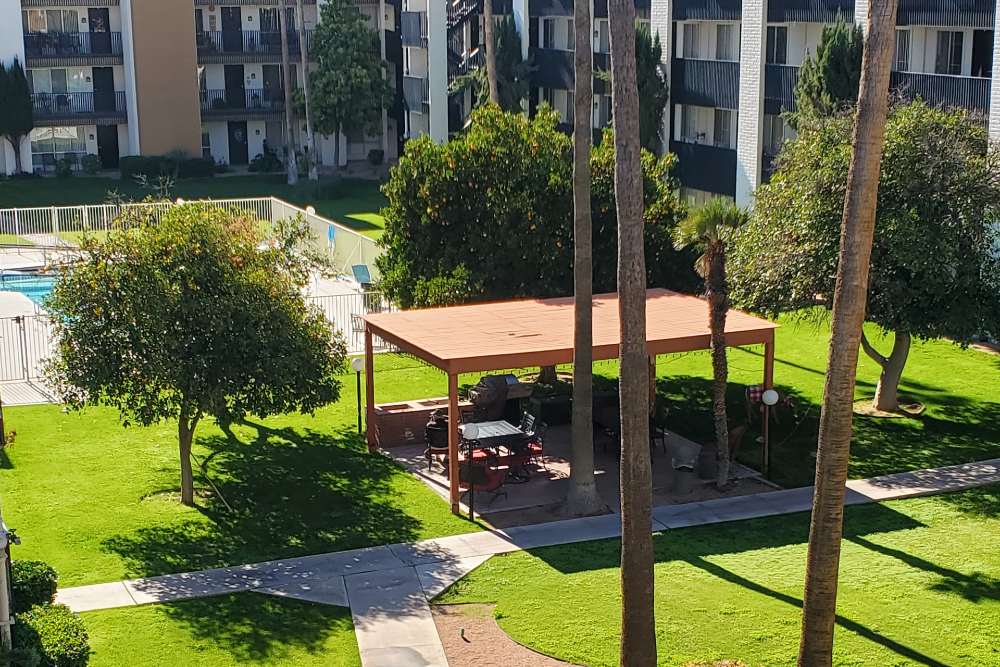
56 458 1000 666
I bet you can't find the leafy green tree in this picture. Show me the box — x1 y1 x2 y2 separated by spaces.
309 0 394 171
635 25 670 154
451 16 533 113
0 59 34 175
729 101 1000 412
793 16 864 119
376 106 694 308
673 198 746 489
45 205 347 506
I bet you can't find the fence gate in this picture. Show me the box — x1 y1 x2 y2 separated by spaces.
0 316 54 382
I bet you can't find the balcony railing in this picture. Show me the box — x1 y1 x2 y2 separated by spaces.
671 58 740 109
24 31 123 58
196 30 313 57
765 64 799 113
532 48 574 90
32 91 126 118
403 76 429 109
670 140 737 196
401 11 427 47
890 71 990 113
200 89 286 113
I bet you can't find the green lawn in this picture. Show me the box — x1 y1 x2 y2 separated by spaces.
439 486 1000 666
84 593 360 667
0 175 388 238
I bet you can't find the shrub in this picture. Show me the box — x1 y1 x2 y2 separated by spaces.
120 155 177 181
12 605 90 667
248 149 282 173
367 148 384 166
54 158 74 179
0 645 42 667
11 561 58 615
79 154 100 176
177 157 215 179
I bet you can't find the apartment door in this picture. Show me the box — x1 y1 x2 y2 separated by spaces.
227 121 249 165
224 64 245 108
972 30 992 78
96 125 119 169
221 7 243 53
88 8 111 54
92 66 115 112
262 64 282 109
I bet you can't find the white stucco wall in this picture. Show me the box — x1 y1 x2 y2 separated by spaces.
1 0 30 174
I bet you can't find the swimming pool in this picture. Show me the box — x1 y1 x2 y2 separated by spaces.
0 274 58 305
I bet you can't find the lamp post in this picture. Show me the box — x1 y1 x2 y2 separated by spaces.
761 388 779 479
351 356 365 434
460 422 479 520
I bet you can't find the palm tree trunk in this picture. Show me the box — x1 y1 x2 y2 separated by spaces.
482 0 499 104
860 330 910 412
707 243 731 489
567 0 601 516
279 0 299 185
608 0 655 663
797 0 898 663
296 0 319 180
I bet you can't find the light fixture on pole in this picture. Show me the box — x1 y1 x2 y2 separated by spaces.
306 206 316 216
351 357 365 434
761 388 779 478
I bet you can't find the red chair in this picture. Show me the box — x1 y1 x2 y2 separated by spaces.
458 452 508 507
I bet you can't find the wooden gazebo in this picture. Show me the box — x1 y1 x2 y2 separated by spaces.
362 288 778 515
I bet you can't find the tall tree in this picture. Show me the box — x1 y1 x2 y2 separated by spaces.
793 16 864 120
635 26 670 154
297 0 318 180
309 0 393 174
279 0 299 185
608 1 655 664
482 0 499 104
730 101 1000 413
0 59 33 175
566 0 601 516
45 205 346 506
673 199 746 489
796 0 898 663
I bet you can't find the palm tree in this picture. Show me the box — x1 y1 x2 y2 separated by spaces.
608 0 656 663
482 0 499 104
673 198 746 490
279 0 299 185
566 0 602 517
797 0 899 664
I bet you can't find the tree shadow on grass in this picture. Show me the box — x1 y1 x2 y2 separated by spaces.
152 592 355 664
103 422 423 578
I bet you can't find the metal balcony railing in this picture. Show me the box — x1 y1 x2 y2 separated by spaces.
765 64 800 113
200 89 286 112
401 11 427 47
196 30 313 57
32 91 126 117
24 31 123 58
671 58 740 109
403 76 429 109
890 71 991 113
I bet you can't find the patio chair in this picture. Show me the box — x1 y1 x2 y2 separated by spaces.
525 420 547 469
458 449 508 507
650 400 669 455
424 409 450 471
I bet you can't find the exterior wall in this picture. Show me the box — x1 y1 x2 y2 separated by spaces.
426 0 448 142
736 0 767 206
125 0 201 156
1 0 30 174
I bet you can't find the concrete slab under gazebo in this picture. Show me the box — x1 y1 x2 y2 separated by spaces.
362 288 779 516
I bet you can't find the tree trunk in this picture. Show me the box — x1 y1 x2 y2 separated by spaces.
609 0 656 663
707 242 731 489
279 0 299 186
860 330 910 412
797 0 898 664
296 0 319 180
333 124 341 176
482 0 499 105
177 410 201 507
10 137 23 175
566 0 601 517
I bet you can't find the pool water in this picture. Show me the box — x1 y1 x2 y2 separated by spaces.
0 274 58 305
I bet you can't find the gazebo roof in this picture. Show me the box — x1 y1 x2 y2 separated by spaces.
363 288 777 374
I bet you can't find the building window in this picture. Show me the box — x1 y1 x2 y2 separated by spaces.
594 95 612 127
935 30 963 75
683 23 701 59
202 132 212 160
596 20 610 54
565 90 574 125
542 87 555 108
766 26 787 65
713 108 732 148
894 30 910 72
22 9 78 33
30 126 86 172
542 18 556 49
716 24 736 61
763 113 792 155
567 20 575 51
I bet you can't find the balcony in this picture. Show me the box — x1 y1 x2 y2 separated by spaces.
532 48 574 90
674 0 741 21
200 89 286 120
897 0 994 28
671 58 739 109
401 11 427 47
403 76 429 110
670 140 737 196
765 64 799 113
890 71 990 113
32 91 126 124
24 32 123 65
768 0 854 23
196 30 313 63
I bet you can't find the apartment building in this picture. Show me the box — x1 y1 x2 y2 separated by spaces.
398 0 1000 204
0 0 402 175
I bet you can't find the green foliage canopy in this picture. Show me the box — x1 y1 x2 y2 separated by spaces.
0 58 34 173
729 101 1000 344
792 17 864 119
377 105 695 308
635 25 671 154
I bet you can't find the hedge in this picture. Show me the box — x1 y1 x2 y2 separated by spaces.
11 561 58 615
120 155 216 180
12 605 90 667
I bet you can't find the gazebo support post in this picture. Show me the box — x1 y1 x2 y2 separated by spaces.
762 333 776 478
364 326 376 451
447 373 461 515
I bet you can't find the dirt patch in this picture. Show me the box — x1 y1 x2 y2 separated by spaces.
431 603 577 667
852 398 925 418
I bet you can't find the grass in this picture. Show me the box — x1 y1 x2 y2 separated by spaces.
0 175 388 238
439 485 1000 667
84 592 360 666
